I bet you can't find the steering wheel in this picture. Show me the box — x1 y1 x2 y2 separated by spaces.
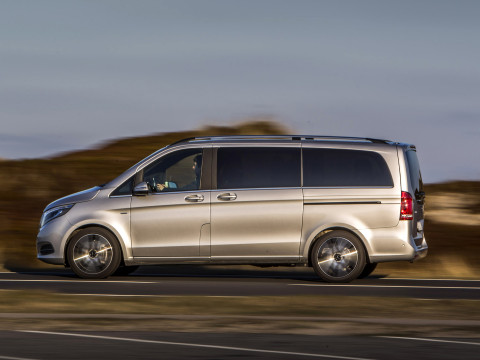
145 176 157 192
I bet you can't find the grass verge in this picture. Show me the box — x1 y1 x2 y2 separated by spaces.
1 290 479 337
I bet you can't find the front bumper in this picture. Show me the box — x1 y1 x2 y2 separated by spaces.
36 217 72 265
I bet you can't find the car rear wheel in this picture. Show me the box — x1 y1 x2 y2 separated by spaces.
311 230 366 283
67 227 122 279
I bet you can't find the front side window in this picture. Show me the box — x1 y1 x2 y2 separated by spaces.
143 149 203 192
303 148 393 187
217 147 301 189
111 176 135 196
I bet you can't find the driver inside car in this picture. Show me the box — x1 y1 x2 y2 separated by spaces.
156 154 202 192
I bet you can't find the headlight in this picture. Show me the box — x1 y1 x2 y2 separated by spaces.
40 204 74 228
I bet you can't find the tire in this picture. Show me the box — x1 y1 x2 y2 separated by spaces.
67 227 122 279
113 265 140 276
358 262 377 279
311 230 366 283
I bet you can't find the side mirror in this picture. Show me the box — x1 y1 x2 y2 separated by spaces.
133 182 149 196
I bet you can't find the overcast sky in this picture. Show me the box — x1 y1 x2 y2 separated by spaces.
1 0 479 182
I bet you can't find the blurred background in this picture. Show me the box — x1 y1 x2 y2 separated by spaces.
0 0 479 275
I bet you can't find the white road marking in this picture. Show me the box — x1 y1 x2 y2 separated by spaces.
2 278 479 289
378 336 480 347
65 293 248 298
130 273 318 279
0 356 38 360
415 298 480 301
289 284 480 290
0 280 154 284
67 293 173 297
19 330 375 360
384 278 480 282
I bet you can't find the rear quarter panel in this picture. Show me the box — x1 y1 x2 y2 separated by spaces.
300 143 401 260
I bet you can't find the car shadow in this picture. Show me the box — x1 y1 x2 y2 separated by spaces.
17 265 389 281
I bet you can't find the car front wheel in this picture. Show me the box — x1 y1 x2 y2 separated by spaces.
67 227 122 279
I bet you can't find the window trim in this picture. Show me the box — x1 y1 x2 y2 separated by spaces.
117 145 396 194
112 147 213 196
212 145 394 191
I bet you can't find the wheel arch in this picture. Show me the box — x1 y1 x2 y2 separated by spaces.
64 223 127 268
306 226 371 267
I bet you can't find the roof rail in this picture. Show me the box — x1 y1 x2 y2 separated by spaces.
168 135 391 146
168 137 197 147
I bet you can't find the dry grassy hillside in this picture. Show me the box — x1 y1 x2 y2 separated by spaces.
0 121 478 277
404 181 480 278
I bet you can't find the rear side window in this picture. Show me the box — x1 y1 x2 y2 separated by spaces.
217 147 301 189
303 148 393 187
405 150 423 195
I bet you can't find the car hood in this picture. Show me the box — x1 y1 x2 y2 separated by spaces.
44 186 101 211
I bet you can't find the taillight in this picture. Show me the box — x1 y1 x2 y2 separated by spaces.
400 191 413 220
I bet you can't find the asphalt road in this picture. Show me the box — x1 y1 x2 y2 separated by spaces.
0 266 480 300
1 330 479 360
1 266 479 359
1 265 479 299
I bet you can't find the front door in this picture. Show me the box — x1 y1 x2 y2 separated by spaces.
131 147 211 258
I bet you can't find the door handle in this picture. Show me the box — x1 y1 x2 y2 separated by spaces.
184 194 204 203
217 192 237 201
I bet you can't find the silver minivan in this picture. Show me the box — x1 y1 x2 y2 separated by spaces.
37 135 427 282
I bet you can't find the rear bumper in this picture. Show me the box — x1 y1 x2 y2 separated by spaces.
367 226 428 263
411 234 428 262
413 246 428 261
